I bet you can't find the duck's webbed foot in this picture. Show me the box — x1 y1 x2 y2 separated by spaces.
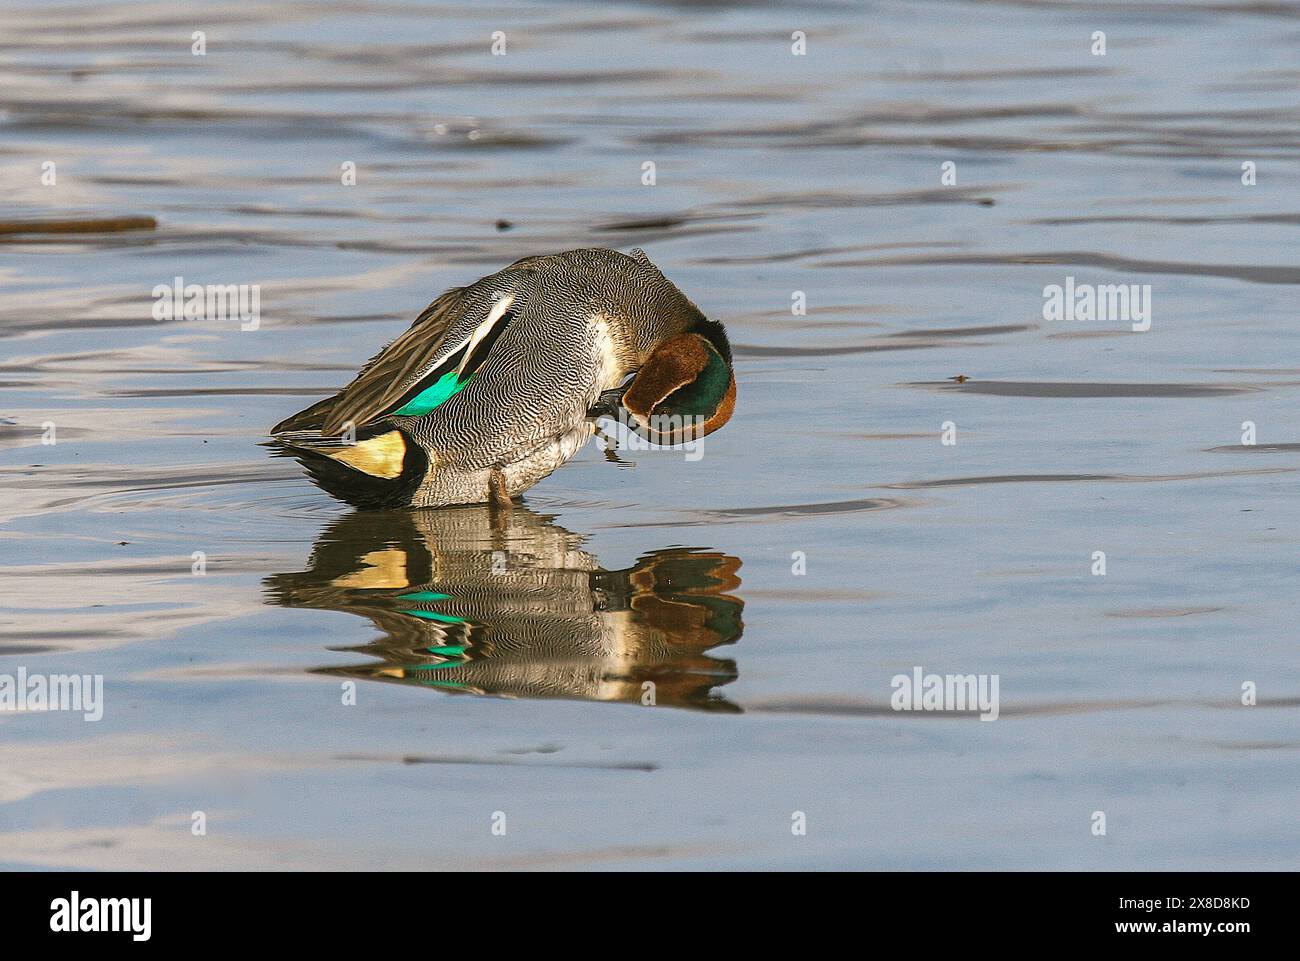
586 383 630 422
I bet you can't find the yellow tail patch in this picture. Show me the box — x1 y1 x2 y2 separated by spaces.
331 548 409 589
327 430 407 479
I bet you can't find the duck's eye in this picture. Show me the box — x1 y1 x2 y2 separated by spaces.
623 332 736 441
653 345 731 419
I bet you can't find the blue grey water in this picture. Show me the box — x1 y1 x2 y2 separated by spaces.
0 0 1297 869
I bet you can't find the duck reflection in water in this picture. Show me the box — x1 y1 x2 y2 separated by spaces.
265 506 744 712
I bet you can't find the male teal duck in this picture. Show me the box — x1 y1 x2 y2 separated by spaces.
266 505 744 710
271 247 736 508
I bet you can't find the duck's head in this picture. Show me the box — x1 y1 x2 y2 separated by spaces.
622 318 736 445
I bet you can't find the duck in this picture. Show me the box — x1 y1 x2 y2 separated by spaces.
271 247 736 509
265 505 744 711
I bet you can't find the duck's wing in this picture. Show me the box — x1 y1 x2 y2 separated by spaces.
272 286 476 436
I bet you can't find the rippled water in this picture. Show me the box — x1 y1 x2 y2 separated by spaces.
2 0 1298 869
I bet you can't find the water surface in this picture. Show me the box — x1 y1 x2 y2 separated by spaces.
1 0 1298 869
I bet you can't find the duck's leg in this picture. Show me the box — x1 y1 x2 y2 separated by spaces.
488 466 513 511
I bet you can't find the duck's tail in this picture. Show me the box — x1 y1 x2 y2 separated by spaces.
270 425 427 510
